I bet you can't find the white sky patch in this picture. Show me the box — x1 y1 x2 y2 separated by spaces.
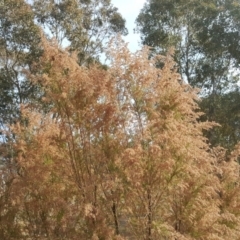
111 0 146 52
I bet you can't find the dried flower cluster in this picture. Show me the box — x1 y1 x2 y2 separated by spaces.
0 38 240 239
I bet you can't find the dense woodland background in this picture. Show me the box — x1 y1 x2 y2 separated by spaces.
1 0 240 239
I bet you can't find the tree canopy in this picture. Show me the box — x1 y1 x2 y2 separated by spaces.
32 0 128 65
0 0 42 128
0 37 240 239
136 0 240 92
0 0 127 132
136 0 240 150
1 1 240 239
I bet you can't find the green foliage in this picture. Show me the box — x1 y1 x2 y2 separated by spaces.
32 0 128 65
0 0 42 126
200 89 240 151
136 0 240 91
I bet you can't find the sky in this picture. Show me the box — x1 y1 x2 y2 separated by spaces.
111 0 146 52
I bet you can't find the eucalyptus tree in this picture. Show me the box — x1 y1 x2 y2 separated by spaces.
136 0 240 149
32 0 128 65
0 0 41 128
